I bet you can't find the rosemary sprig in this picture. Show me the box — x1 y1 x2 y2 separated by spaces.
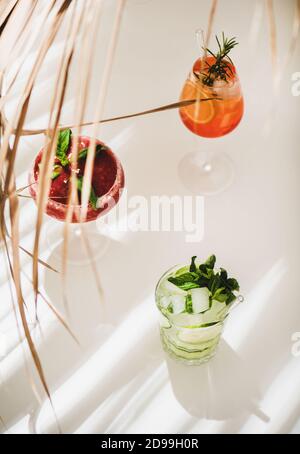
199 33 238 87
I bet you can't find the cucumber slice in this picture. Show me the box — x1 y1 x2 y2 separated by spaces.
178 323 223 344
170 312 205 327
191 288 210 313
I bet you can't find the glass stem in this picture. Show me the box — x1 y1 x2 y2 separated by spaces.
194 138 213 173
202 153 213 173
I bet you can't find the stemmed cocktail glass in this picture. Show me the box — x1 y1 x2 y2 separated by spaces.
29 131 125 265
179 32 244 195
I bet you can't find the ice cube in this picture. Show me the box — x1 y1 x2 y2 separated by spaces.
202 299 228 324
170 294 186 314
160 296 171 309
161 279 187 296
191 288 210 313
213 80 228 88
213 79 241 99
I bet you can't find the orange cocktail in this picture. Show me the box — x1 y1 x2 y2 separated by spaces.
180 56 244 138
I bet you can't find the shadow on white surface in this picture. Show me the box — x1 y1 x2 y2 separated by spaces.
43 252 110 346
166 340 269 423
31 324 162 434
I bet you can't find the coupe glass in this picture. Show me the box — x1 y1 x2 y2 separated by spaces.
178 31 244 195
155 264 244 365
29 136 125 265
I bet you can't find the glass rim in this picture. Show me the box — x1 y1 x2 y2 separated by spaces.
155 263 184 297
189 68 240 89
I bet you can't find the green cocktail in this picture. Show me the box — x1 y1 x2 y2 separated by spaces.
155 255 242 365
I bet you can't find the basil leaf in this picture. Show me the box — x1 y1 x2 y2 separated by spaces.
77 175 83 191
78 144 107 160
76 176 98 211
89 186 98 211
51 165 62 180
56 129 71 166
78 148 89 160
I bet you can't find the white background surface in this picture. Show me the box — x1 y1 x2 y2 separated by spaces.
1 0 300 434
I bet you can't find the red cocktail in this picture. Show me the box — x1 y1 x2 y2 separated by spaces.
29 130 125 264
29 135 124 222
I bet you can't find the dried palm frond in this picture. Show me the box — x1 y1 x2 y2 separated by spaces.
1 0 295 431
0 0 18 32
266 0 278 87
0 1 219 409
2 98 218 136
61 0 105 315
289 0 300 58
32 0 81 312
284 0 300 71
0 0 127 415
0 0 74 411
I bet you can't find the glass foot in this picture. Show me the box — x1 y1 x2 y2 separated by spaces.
45 221 110 266
178 151 234 195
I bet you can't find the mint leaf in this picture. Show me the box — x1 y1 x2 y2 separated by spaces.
197 275 210 288
210 273 221 295
226 292 236 305
56 129 71 166
189 256 197 273
220 268 228 281
204 255 216 269
213 287 227 303
184 255 240 306
76 176 98 211
78 144 107 160
226 278 240 291
199 264 214 279
168 272 198 287
180 282 200 291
